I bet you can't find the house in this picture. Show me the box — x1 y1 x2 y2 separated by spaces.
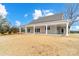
25 13 71 36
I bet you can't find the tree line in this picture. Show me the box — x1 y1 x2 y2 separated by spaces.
0 16 21 35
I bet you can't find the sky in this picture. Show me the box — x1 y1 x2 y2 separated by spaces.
0 3 79 31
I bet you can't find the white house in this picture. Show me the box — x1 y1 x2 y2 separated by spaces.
25 13 71 36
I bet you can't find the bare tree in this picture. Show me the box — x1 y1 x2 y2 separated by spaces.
65 3 79 29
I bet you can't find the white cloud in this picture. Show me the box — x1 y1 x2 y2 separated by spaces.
24 14 28 17
76 26 79 30
15 20 21 26
70 26 79 31
33 9 54 20
76 17 79 21
0 4 8 19
33 9 43 19
44 10 50 12
43 10 54 16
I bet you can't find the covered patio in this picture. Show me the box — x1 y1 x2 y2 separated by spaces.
25 20 69 36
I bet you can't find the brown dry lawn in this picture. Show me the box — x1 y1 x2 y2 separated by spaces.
0 34 79 56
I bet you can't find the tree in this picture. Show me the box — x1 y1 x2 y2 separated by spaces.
0 16 10 34
11 26 19 34
65 3 79 29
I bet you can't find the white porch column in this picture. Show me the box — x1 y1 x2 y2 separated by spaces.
25 26 27 33
46 25 48 35
66 23 69 36
33 25 35 34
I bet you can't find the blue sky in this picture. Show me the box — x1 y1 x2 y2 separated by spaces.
3 3 65 25
1 3 79 31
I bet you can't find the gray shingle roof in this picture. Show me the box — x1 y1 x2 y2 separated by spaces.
28 13 64 25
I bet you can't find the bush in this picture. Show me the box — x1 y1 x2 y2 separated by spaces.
11 27 19 34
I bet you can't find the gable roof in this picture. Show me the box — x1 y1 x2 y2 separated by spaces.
28 13 64 25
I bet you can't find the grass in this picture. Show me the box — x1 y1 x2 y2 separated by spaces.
0 34 79 56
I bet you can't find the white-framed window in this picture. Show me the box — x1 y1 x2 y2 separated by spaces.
47 26 50 30
45 26 50 30
35 28 40 32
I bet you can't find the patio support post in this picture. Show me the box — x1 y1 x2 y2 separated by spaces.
66 23 69 36
46 24 48 35
34 25 35 34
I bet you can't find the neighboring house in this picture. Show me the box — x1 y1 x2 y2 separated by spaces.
25 13 71 36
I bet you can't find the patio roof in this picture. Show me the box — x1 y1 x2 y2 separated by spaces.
26 20 70 27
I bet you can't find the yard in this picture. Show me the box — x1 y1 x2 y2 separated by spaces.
0 34 79 56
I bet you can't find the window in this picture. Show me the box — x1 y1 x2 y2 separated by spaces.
27 29 30 32
61 28 64 34
47 26 50 30
35 28 40 32
45 26 50 30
